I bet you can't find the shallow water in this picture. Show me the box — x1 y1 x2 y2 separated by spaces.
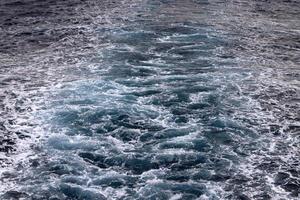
0 0 299 199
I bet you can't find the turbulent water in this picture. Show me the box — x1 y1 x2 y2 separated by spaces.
0 0 299 199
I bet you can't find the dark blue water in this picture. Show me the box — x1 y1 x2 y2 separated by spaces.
0 0 299 199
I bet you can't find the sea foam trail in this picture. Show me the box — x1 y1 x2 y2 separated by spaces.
0 0 299 199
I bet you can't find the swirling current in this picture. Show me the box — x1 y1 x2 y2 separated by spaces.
0 0 299 199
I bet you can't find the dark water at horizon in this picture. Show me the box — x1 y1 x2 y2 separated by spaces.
0 0 299 199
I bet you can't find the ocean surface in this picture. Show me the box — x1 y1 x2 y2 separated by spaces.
0 0 299 199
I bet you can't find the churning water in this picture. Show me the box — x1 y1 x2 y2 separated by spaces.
0 0 299 199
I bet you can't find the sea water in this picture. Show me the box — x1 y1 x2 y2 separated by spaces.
0 0 299 199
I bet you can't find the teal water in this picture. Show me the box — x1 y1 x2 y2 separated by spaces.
0 0 299 199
